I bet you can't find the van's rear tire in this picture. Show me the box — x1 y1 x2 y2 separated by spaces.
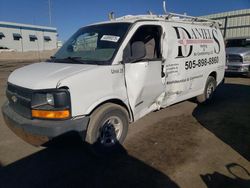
197 76 217 103
85 103 129 154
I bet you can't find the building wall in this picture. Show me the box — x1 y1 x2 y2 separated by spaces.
203 9 250 39
0 22 57 52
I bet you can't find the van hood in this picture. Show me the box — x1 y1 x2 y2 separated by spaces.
8 62 98 89
226 47 250 56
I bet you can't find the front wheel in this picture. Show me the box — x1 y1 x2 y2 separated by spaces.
197 76 217 103
84 103 129 154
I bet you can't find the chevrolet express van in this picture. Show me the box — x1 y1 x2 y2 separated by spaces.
2 13 225 151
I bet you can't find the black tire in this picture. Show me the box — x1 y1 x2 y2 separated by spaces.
85 103 129 154
197 76 217 103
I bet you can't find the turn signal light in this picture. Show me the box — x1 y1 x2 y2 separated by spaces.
32 110 70 119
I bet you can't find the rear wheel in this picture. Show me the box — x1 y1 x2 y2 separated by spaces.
85 103 129 154
197 76 217 103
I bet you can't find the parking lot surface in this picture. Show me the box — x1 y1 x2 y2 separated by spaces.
0 62 249 188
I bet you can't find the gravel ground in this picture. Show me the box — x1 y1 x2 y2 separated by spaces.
0 62 249 188
0 50 56 63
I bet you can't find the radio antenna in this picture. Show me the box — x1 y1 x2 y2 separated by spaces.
148 11 153 15
108 12 115 20
163 1 167 14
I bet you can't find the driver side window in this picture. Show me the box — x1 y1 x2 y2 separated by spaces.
129 25 162 61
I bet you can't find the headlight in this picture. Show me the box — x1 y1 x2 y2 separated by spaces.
244 56 250 62
31 89 71 119
46 93 54 106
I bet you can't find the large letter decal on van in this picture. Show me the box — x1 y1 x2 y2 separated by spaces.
173 26 193 58
212 29 221 54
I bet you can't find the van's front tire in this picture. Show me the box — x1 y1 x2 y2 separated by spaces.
197 76 217 103
85 103 129 154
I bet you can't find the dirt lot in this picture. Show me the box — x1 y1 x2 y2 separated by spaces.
0 62 249 188
0 50 56 63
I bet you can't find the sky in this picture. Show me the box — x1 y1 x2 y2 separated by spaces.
0 0 250 41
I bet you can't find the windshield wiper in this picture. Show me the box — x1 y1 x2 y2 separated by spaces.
65 56 84 64
50 56 107 65
50 56 85 64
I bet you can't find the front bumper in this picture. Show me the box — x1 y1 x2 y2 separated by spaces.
225 64 250 73
2 102 89 146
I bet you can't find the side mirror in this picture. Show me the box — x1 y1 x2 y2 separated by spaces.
123 41 146 63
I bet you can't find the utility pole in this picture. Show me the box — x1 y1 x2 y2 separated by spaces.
48 0 52 26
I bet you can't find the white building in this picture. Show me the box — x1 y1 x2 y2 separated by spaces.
203 9 250 39
0 21 58 52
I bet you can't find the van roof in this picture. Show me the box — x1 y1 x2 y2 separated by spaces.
88 14 221 28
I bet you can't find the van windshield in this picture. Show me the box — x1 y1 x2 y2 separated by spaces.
52 23 131 65
226 39 250 48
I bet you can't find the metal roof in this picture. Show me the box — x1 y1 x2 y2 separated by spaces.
87 13 221 28
0 21 57 33
202 9 250 39
202 9 250 19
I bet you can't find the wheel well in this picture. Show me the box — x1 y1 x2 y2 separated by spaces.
209 71 217 82
59 86 69 90
89 99 133 122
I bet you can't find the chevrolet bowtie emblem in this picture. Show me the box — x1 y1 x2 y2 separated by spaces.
11 95 17 103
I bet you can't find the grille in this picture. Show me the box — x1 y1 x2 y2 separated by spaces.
6 83 32 118
227 65 240 71
227 55 243 63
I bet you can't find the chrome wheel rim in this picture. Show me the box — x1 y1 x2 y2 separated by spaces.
207 82 214 99
99 116 123 147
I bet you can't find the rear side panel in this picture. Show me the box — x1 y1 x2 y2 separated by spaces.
161 21 225 106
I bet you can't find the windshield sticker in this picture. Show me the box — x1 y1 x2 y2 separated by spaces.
101 35 120 42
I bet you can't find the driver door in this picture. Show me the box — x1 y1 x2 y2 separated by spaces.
124 25 165 120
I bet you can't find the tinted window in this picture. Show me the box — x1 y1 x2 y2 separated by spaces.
226 39 250 48
13 33 22 41
0 32 5 39
29 35 38 42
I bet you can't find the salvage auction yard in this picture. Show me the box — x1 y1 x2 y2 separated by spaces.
0 61 249 188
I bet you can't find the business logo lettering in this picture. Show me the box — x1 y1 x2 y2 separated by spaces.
173 26 221 58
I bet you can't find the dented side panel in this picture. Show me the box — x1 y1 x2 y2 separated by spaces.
125 61 164 121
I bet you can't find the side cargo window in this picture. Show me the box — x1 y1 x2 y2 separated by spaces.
129 25 162 61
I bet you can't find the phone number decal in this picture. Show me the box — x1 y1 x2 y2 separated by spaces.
185 57 219 70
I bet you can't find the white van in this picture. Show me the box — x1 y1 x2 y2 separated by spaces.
2 13 225 151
